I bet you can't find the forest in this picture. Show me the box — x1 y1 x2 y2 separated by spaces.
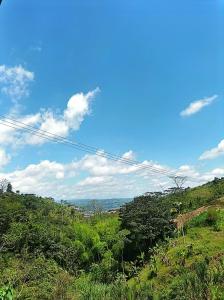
0 177 224 299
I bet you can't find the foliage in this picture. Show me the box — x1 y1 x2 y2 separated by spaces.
120 195 174 259
0 177 224 299
164 177 224 212
0 286 14 300
0 189 128 298
187 208 224 230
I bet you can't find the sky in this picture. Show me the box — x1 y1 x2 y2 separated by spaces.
0 0 223 199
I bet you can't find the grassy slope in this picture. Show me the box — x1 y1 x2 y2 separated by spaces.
163 177 224 212
73 179 224 299
129 202 224 299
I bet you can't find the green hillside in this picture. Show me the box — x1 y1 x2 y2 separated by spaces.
0 178 224 299
161 177 224 212
128 208 224 299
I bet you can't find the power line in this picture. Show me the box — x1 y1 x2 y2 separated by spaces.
0 116 174 175
0 118 173 177
0 117 178 177
0 115 187 179
1 115 171 174
0 116 186 178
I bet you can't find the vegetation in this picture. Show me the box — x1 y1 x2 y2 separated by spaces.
162 177 224 212
0 177 224 299
128 209 224 299
120 196 174 260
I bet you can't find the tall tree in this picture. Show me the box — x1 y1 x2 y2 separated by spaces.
120 195 174 259
6 182 13 193
0 179 10 194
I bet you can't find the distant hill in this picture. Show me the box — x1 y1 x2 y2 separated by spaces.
65 198 133 211
64 177 224 213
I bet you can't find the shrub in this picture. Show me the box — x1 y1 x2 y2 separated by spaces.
188 209 220 228
206 208 218 226
0 286 14 300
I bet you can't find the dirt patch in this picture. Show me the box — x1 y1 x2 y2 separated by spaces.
173 197 224 230
174 206 208 230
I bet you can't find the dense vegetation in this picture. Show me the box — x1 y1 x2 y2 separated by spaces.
0 177 224 299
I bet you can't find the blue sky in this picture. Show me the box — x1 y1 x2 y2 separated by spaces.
0 0 223 199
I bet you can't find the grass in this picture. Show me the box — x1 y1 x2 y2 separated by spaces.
128 207 224 299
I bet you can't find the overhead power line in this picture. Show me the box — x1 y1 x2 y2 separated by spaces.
0 116 176 176
0 115 187 179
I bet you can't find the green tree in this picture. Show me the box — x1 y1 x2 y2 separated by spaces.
6 183 13 193
120 196 174 259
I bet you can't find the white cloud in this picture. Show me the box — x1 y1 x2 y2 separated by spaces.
122 150 135 160
178 165 191 171
0 65 34 101
0 150 169 198
177 165 200 178
0 149 223 199
0 160 65 194
0 88 99 146
77 176 112 187
64 88 99 130
211 168 224 176
0 148 10 168
180 95 218 117
199 139 224 160
0 113 41 146
74 150 158 177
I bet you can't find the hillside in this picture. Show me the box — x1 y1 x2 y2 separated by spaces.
161 177 224 212
128 206 224 299
0 178 224 299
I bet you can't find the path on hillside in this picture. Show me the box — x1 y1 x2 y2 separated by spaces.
174 197 224 230
174 206 207 229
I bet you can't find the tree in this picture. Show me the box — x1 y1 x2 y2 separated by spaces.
6 183 13 193
0 179 10 194
169 176 187 191
120 195 174 260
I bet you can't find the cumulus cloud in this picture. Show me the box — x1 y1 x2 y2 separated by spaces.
0 88 99 146
180 95 218 117
0 150 171 198
73 150 166 177
1 148 221 199
211 168 224 176
0 148 10 168
0 113 41 146
199 139 224 160
0 65 34 101
177 165 200 178
77 176 112 187
0 147 223 199
63 88 99 130
122 150 135 160
0 160 65 194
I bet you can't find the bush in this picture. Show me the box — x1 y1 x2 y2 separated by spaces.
0 286 14 300
188 209 220 228
206 208 218 226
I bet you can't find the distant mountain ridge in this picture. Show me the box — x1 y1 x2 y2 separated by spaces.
65 198 133 211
